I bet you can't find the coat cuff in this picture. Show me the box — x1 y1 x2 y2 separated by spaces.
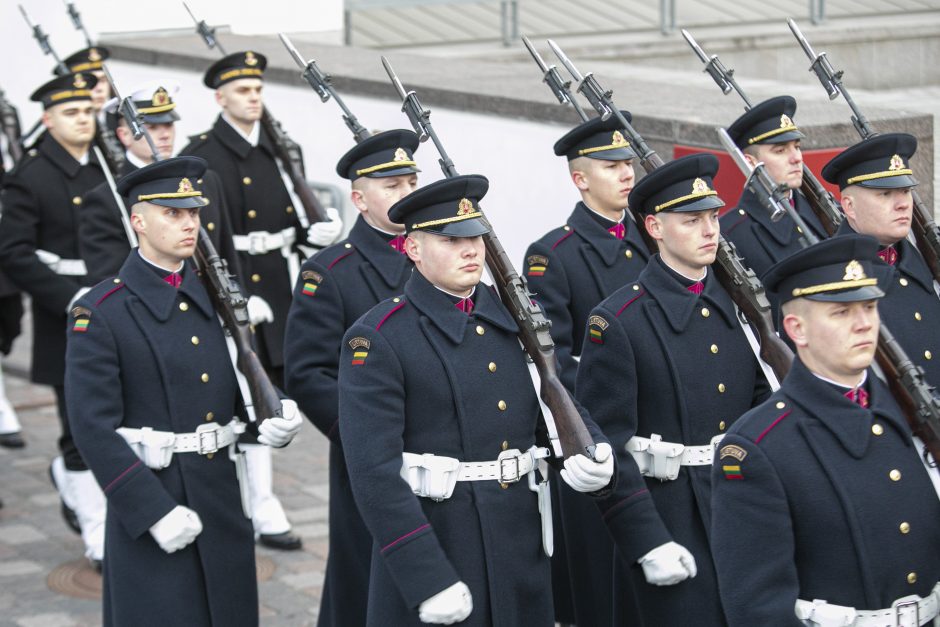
379 523 461 609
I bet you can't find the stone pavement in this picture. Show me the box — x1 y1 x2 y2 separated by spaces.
0 319 331 627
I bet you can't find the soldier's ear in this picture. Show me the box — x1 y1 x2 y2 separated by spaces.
350 188 367 213
840 192 857 222
644 213 662 242
781 310 808 347
743 151 758 168
41 110 53 130
570 168 589 191
404 233 420 262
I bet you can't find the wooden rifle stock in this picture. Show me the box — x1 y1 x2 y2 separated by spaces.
193 228 283 422
260 109 327 225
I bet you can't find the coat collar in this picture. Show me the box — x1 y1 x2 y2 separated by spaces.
568 202 649 266
346 216 412 288
119 252 215 322
737 188 820 246
784 357 911 458
39 134 100 179
836 221 935 293
404 271 517 344
211 115 275 160
638 255 737 333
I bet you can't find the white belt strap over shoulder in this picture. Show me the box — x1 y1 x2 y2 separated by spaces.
117 421 245 470
795 581 940 627
626 433 725 481
36 249 87 277
232 227 297 256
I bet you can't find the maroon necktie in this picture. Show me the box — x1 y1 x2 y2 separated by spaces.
687 282 704 295
389 234 407 254
608 223 626 240
455 297 474 315
878 247 898 266
164 272 182 288
844 387 870 408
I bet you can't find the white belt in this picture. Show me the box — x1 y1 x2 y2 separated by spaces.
117 421 244 469
36 249 87 276
232 227 296 255
401 446 551 501
626 433 725 481
795 582 940 627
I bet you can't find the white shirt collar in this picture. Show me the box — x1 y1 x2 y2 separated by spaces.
125 151 151 170
811 369 868 391
661 257 708 283
77 151 89 166
583 202 625 224
222 113 260 147
434 285 476 300
137 249 184 274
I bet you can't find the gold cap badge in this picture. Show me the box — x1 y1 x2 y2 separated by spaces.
88 48 102 62
612 130 627 146
780 114 794 128
457 198 474 216
73 74 87 89
692 177 710 194
843 260 867 281
152 87 170 107
178 178 194 194
394 147 408 162
889 154 906 171
245 52 258 67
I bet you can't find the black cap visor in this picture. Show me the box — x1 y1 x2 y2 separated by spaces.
803 284 885 302
146 196 209 210
855 173 919 190
422 217 490 237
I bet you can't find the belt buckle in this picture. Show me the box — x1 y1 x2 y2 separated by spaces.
499 456 522 483
197 426 221 455
893 597 919 627
248 232 268 255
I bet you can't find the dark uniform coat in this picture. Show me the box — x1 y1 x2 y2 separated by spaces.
284 216 412 627
837 220 940 387
338 271 609 627
0 166 24 356
182 115 304 371
65 252 257 626
79 161 241 285
0 137 103 384
576 256 770 626
711 358 940 626
522 201 650 626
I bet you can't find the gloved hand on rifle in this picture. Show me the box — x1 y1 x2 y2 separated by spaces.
258 399 302 448
560 442 613 492
247 296 274 326
307 207 343 247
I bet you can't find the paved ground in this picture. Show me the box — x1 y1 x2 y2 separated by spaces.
0 318 331 627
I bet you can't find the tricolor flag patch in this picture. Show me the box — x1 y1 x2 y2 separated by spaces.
722 464 743 480
348 336 371 366
301 270 322 297
302 282 318 296
526 255 548 277
588 315 608 345
71 306 91 333
73 318 90 333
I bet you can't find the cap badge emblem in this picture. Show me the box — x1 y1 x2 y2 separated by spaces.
692 177 710 194
611 130 627 146
394 147 408 162
178 178 194 194
889 154 906 171
73 74 87 89
457 198 474 216
245 52 258 66
88 48 102 62
780 114 794 128
843 260 867 281
152 87 170 106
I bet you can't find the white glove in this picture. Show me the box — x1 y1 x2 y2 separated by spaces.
246 295 274 326
307 207 343 247
258 399 302 447
66 287 92 313
638 541 697 586
418 581 473 625
560 442 613 492
149 505 203 554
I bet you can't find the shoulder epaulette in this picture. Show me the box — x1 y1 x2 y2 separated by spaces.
319 242 357 270
359 296 408 332
732 394 794 445
615 284 646 317
92 277 126 307
722 208 750 234
551 226 576 250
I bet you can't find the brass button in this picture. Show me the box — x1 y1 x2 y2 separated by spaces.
242 176 252 185
872 423 884 436
247 210 257 219
899 522 910 534
796 226 803 234
776 401 786 409
72 196 82 205
925 350 933 360
344 243 352 249
113 278 121 284
199 134 207 140
915 312 922 321
179 302 189 312
488 362 497 373
719 421 726 431
900 278 909 287
393 297 401 303
889 469 902 481
500 482 509 489
907 572 917 585
207 222 215 231
197 178 203 185
625 250 633 259
497 400 507 411
701 307 710 318
633 284 640 291
201 373 209 383
191 336 199 346
738 209 745 215
205 412 214 422
206 453 214 460
251 274 261 283
718 383 726 393
501 440 508 451
710 344 718 354
286 205 294 214
563 225 570 231
476 325 485 336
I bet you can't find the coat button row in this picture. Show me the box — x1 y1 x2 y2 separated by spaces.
201 373 209 383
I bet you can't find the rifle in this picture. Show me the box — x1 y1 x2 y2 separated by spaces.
184 3 327 226
521 36 588 122
279 33 371 143
381 55 597 462
681 29 843 235
787 19 940 278
18 5 124 174
546 39 793 381
64 0 94 47
0 87 24 166
720 125 940 463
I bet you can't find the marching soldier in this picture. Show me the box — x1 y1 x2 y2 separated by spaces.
711 235 940 626
183 51 341 550
822 133 940 388
576 154 771 625
338 175 614 625
62 47 112 112
0 72 107 565
721 96 829 282
0 124 24 449
65 156 302 626
522 112 649 626
284 129 420 626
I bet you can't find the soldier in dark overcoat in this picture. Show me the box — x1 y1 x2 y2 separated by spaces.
65 156 302 626
522 112 649 626
284 129 420 627
0 72 108 562
576 154 771 625
338 174 614 626
711 234 940 626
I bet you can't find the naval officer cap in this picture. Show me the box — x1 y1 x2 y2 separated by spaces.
726 95 805 149
30 73 97 110
335 129 421 181
118 156 210 210
762 234 885 304
389 174 490 237
628 153 725 215
821 133 918 190
203 51 267 89
104 80 182 125
553 111 638 161
61 46 110 74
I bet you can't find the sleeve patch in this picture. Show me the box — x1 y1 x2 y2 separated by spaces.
349 336 371 366
526 254 548 277
301 270 323 296
722 464 744 480
719 445 747 462
71 306 91 333
588 315 608 344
